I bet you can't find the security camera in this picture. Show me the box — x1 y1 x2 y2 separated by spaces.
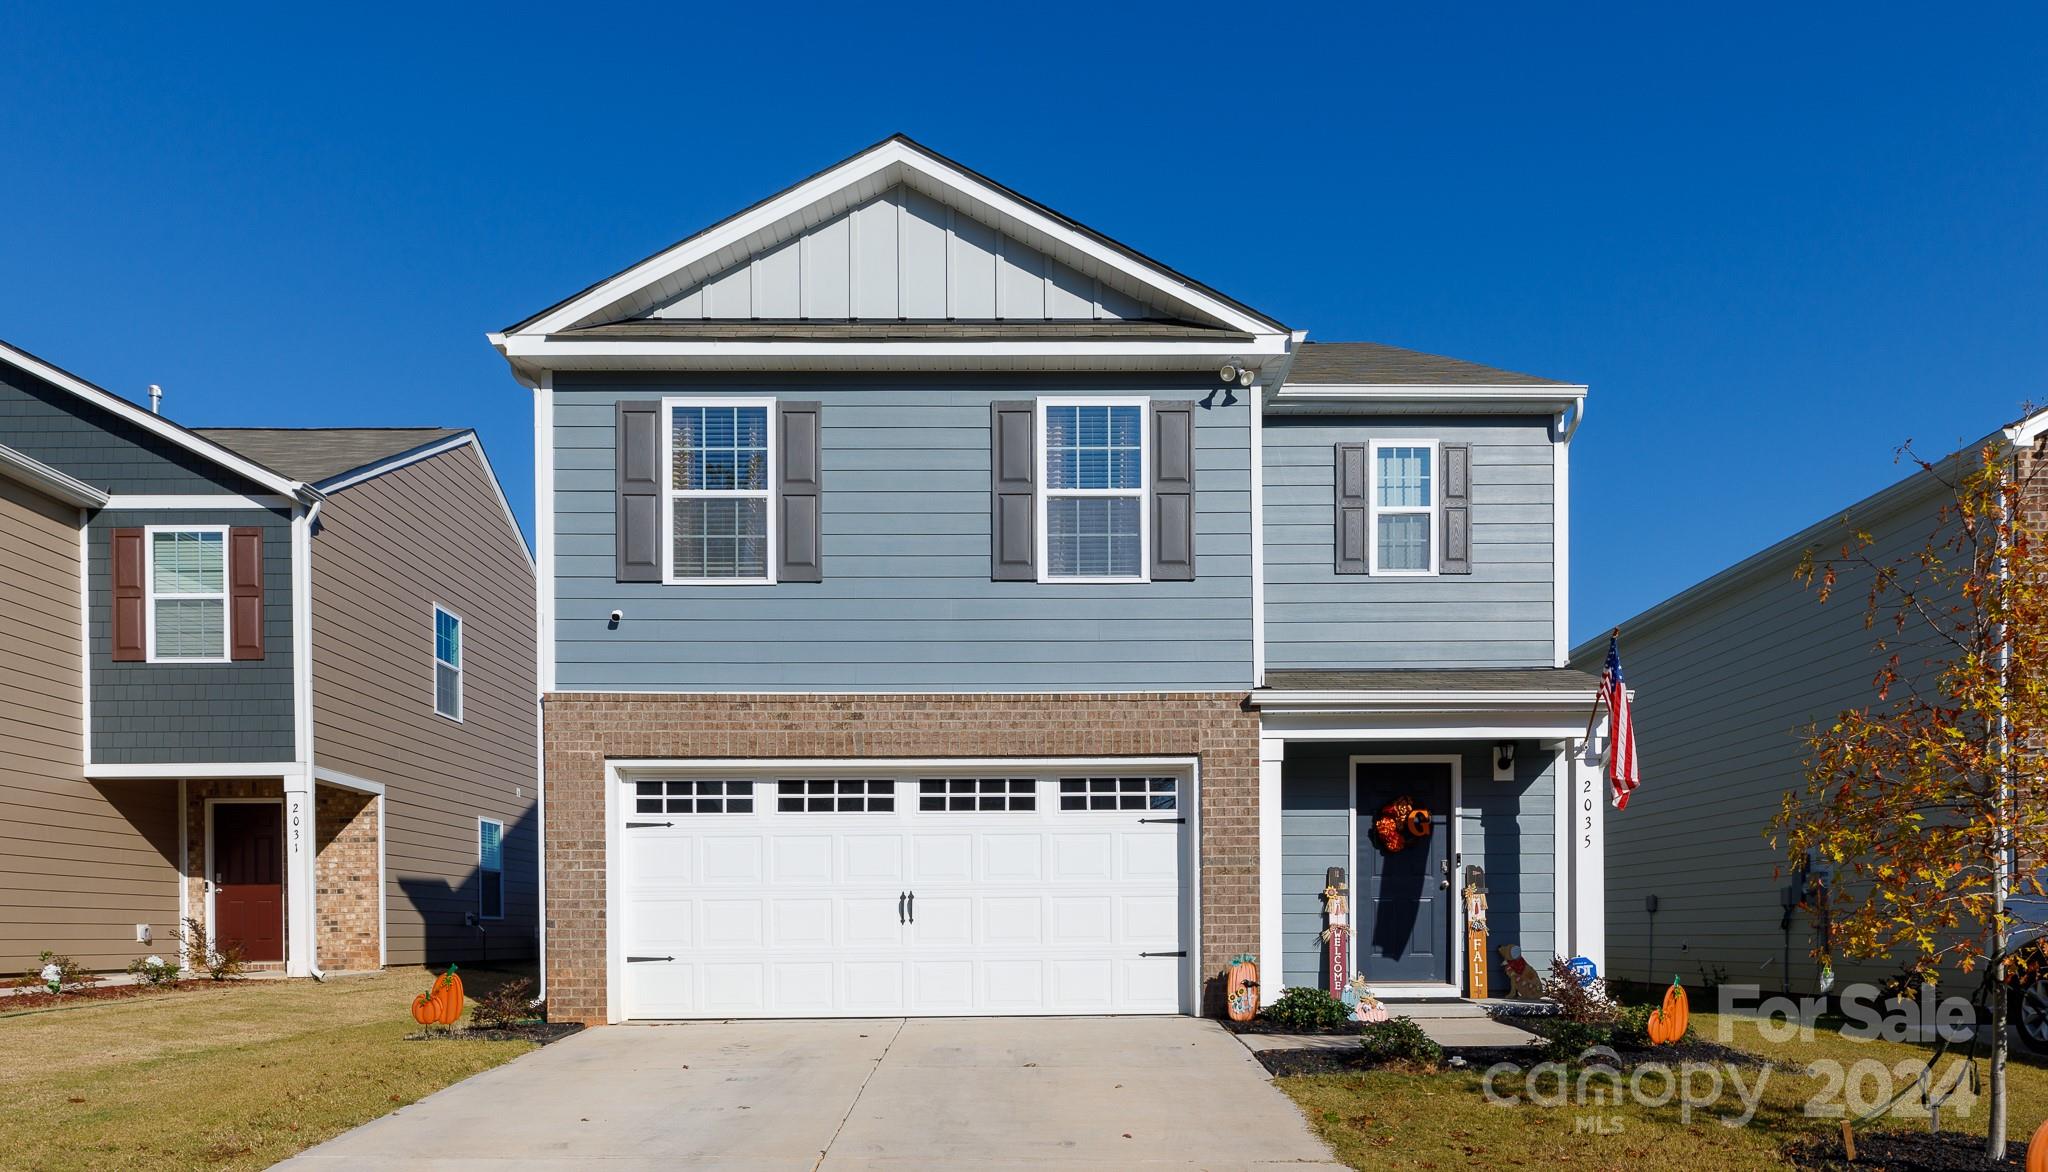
609 609 624 624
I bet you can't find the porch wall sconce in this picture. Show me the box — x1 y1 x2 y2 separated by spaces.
1493 742 1516 781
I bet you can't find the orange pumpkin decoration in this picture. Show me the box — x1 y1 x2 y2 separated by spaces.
1225 954 1259 1023
2025 1117 2048 1172
1645 977 1689 1045
413 965 465 1027
411 992 437 1025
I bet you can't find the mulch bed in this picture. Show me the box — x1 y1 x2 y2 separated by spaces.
1222 1017 1362 1037
1783 1128 2028 1170
404 1022 583 1045
0 981 203 1012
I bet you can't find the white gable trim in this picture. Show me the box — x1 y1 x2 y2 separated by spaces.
0 340 305 498
506 138 1284 339
0 442 109 508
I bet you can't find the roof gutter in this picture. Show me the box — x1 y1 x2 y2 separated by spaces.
1248 688 1603 711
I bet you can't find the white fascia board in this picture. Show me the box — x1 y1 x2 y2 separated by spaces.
312 766 387 796
497 336 1289 365
85 761 299 780
0 340 306 498
2004 406 2048 449
102 494 293 510
0 443 108 508
1248 689 1600 713
615 755 1200 774
511 139 1282 338
1270 383 1589 413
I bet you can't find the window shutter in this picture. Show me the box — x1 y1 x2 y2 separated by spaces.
1334 442 1369 575
615 401 660 583
1150 401 1196 580
777 401 822 582
229 526 265 660
990 401 1036 581
1440 442 1472 575
111 527 146 662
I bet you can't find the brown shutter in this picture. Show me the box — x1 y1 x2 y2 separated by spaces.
229 526 265 660
1440 443 1472 575
111 527 146 661
616 401 661 582
1150 401 1196 580
1334 442 1369 575
990 401 1036 581
777 401 823 582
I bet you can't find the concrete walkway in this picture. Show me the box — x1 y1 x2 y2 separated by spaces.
281 1016 1343 1170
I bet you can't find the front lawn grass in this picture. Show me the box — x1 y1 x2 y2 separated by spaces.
0 968 536 1170
1279 1011 2048 1170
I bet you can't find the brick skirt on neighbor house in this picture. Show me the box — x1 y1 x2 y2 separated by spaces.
540 691 1261 1024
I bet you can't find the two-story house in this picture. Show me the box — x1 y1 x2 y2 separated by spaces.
494 136 1604 1024
0 339 538 978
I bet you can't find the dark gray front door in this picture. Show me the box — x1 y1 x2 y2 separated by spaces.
1356 762 1453 984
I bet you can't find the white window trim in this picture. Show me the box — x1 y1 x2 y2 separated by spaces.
662 396 778 586
432 603 464 723
1366 438 1440 578
1034 396 1150 585
144 524 231 664
477 816 506 921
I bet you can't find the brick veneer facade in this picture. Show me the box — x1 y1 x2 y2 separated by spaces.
541 691 1261 1025
314 786 381 972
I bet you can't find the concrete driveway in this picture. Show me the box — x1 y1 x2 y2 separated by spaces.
281 1016 1342 1169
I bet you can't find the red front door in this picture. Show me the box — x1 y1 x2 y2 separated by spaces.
213 803 284 962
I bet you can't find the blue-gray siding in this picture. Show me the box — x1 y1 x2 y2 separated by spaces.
1279 740 1557 990
552 373 1254 692
1263 415 1556 669
88 508 295 763
0 364 269 495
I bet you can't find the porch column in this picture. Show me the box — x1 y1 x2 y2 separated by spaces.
1569 738 1606 975
1258 734 1286 1004
283 766 315 976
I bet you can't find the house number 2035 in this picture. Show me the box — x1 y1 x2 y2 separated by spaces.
1582 775 1595 849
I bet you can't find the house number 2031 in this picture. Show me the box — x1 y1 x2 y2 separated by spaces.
291 799 302 846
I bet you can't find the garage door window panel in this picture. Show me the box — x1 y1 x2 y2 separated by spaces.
777 780 895 813
1058 776 1177 811
918 778 1036 812
635 779 755 814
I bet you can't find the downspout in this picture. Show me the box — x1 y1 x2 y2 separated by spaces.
292 486 328 980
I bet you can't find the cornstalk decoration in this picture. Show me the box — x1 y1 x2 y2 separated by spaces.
1775 434 2048 1160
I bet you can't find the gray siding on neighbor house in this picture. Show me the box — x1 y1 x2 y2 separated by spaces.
0 363 270 495
88 507 295 763
1279 740 1557 991
1575 479 1954 994
1263 415 1556 669
552 372 1254 692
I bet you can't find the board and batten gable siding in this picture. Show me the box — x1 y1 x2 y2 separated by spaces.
0 362 272 495
309 444 539 966
1575 477 1958 993
0 476 180 971
1278 740 1557 990
1263 414 1556 668
87 507 295 763
551 372 1253 692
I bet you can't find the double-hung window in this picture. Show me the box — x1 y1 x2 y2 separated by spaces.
666 399 775 584
477 818 504 920
146 526 228 662
1039 398 1147 582
1368 440 1437 575
433 605 463 720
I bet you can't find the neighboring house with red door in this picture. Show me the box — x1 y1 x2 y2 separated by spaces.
495 135 1605 1024
0 338 538 978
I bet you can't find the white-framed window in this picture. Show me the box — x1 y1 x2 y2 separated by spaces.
1368 439 1439 576
145 525 229 662
433 605 463 721
664 397 776 585
1037 397 1148 583
477 817 504 920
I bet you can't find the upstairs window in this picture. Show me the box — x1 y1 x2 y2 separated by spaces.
147 527 228 662
478 818 504 920
433 606 463 720
1370 441 1437 575
1041 400 1146 582
667 400 774 584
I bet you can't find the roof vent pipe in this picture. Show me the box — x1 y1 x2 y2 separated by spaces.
148 384 163 415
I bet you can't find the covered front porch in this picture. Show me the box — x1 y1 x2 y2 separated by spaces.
1252 669 1607 1005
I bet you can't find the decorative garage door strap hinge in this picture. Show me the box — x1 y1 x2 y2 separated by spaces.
626 821 675 829
1138 816 1187 824
1139 950 1188 958
626 955 675 963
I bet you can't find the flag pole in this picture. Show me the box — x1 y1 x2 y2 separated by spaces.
1581 627 1619 749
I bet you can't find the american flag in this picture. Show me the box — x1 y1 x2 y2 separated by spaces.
1601 635 1641 809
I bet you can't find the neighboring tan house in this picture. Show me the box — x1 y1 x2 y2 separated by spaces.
1572 410 2048 1007
493 134 1607 1025
0 338 538 977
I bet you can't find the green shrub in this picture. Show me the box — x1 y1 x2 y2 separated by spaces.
177 917 248 981
1358 1016 1443 1068
1611 1003 1654 1048
1262 986 1352 1031
1542 1020 1614 1063
27 950 94 993
125 954 182 986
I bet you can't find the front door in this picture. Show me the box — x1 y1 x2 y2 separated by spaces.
213 802 284 962
1356 762 1453 984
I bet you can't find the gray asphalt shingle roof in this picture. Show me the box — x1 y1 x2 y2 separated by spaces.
1287 342 1571 387
193 428 464 485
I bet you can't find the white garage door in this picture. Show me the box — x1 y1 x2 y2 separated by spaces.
618 771 1190 1019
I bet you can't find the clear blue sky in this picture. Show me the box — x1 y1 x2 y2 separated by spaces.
4 4 2043 647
